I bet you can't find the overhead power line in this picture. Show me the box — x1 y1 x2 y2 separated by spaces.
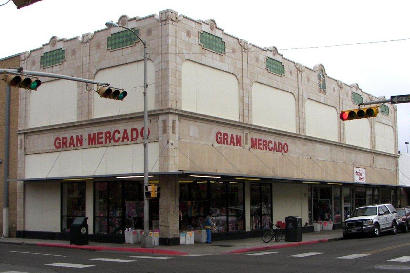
280 37 410 51
0 0 10 6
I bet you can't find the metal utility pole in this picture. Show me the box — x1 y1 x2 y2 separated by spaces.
2 84 11 237
105 21 152 248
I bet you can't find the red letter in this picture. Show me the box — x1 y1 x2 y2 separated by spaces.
216 131 222 144
140 127 151 138
97 132 104 145
131 128 139 141
277 142 283 152
113 130 121 143
283 143 289 153
263 140 268 151
104 131 112 144
257 138 262 150
251 138 258 149
268 140 273 151
61 137 68 148
76 135 83 147
68 136 75 148
88 133 96 145
223 133 229 145
230 134 236 146
235 135 242 147
121 129 130 142
54 137 61 149
273 141 277 152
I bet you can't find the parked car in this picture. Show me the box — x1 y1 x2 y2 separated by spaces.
343 204 398 238
397 207 410 232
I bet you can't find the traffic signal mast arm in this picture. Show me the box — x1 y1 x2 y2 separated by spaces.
0 68 110 87
359 94 410 105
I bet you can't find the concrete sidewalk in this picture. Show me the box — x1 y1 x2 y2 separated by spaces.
0 230 343 256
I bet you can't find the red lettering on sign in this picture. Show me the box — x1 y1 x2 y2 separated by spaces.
76 135 83 147
131 128 139 141
283 143 288 153
251 138 258 149
97 132 104 145
68 136 75 148
223 133 228 145
121 129 130 142
140 127 151 138
62 137 68 148
54 137 61 149
113 130 120 143
236 135 242 147
250 137 289 154
216 131 222 144
104 131 112 144
88 133 96 145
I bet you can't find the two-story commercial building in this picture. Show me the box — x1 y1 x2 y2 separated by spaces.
12 10 399 244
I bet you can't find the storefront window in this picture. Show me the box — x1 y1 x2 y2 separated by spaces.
228 182 244 232
366 188 373 205
333 186 341 224
380 188 391 203
179 180 244 233
373 188 379 204
94 181 158 235
343 187 351 220
354 187 366 208
251 183 272 230
62 182 86 232
312 186 332 222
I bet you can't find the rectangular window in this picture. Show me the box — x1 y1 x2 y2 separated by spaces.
40 48 65 68
343 187 352 220
250 183 272 230
61 182 85 232
179 180 244 233
333 186 341 224
107 28 138 50
266 57 285 76
199 31 225 54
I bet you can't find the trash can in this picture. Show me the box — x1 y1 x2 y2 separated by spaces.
70 217 88 245
285 216 302 242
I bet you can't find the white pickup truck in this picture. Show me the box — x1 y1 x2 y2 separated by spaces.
343 204 398 238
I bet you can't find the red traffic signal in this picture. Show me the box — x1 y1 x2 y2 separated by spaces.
340 107 379 121
96 85 127 100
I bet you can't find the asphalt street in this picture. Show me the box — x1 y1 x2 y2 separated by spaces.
0 232 409 273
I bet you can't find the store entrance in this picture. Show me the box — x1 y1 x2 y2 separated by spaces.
94 181 159 236
312 186 333 222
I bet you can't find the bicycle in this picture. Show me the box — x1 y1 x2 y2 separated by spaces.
262 226 285 243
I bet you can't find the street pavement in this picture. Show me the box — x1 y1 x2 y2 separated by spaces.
0 231 409 273
0 229 343 255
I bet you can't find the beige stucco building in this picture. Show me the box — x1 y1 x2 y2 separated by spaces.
10 10 400 244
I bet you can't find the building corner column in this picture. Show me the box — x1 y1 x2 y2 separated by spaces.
158 175 179 245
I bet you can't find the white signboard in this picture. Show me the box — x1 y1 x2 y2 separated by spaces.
354 167 366 183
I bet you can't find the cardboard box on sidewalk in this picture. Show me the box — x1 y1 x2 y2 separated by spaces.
194 230 207 243
180 232 186 245
185 231 194 244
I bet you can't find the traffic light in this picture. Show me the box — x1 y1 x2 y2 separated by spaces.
12 0 42 9
4 74 41 90
340 106 379 121
96 85 127 100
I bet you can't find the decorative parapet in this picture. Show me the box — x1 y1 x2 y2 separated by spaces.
159 9 179 24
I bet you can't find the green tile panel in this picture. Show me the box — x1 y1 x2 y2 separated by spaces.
351 92 363 105
40 48 65 68
380 104 389 116
199 31 225 54
107 28 139 50
266 57 285 76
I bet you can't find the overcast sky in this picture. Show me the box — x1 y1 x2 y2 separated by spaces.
1 0 409 153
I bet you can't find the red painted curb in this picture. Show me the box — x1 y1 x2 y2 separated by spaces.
226 239 329 254
35 243 188 256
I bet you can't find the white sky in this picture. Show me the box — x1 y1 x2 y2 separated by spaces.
1 0 409 153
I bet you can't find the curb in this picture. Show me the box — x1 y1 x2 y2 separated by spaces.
226 237 342 254
35 243 189 256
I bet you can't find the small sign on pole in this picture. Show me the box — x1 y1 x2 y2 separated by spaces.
390 94 410 104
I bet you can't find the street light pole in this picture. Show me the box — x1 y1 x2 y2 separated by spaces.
405 141 409 154
105 21 151 247
2 84 10 238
